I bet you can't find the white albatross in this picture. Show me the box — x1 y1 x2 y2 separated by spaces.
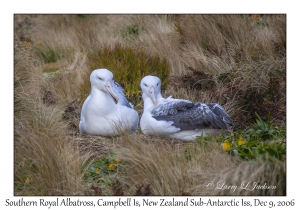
79 69 139 136
140 75 233 141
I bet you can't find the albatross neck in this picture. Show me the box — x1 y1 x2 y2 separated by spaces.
142 93 164 111
90 87 117 109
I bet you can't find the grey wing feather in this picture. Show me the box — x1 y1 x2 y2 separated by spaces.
206 103 233 128
151 100 194 116
151 101 230 130
112 81 133 109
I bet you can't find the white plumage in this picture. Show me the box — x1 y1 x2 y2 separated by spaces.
140 75 233 141
79 69 139 136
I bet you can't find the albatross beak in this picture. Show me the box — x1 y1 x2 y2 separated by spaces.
105 80 119 104
149 86 157 106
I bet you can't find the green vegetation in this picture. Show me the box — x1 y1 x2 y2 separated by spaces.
214 114 286 161
83 150 121 193
121 24 139 42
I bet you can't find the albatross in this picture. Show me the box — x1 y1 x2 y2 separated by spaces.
140 75 233 141
79 69 139 136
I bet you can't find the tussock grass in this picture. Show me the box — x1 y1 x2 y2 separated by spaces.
114 133 285 196
14 14 286 195
114 134 239 195
14 101 87 195
205 159 286 196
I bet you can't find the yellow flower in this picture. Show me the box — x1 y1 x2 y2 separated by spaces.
223 140 231 151
36 39 42 44
251 14 260 19
23 41 32 47
108 163 115 170
115 157 121 163
238 137 245 146
95 168 100 173
25 177 31 185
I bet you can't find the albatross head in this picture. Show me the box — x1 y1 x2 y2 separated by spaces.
90 69 119 103
140 75 162 106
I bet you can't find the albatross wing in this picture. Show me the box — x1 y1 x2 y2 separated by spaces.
112 81 133 108
151 100 231 131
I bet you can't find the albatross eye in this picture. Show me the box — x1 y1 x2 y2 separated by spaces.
157 83 159 86
98 77 103 81
144 83 148 87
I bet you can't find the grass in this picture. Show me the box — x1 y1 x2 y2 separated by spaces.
114 134 238 195
14 14 286 196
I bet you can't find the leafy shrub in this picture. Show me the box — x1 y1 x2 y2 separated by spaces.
213 114 286 161
83 150 122 192
251 113 285 140
83 43 170 110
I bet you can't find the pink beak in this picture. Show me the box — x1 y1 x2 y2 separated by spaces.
105 80 119 104
149 86 157 106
